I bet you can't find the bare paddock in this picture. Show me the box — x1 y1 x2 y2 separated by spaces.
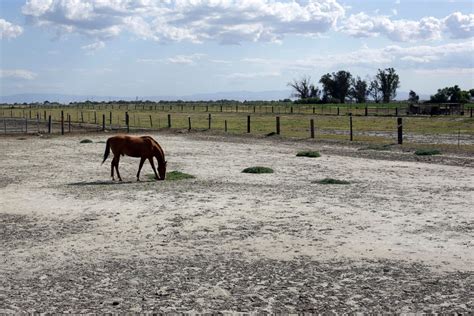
0 133 473 313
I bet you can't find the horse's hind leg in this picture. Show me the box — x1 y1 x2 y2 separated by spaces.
113 156 122 181
148 157 159 180
136 157 146 181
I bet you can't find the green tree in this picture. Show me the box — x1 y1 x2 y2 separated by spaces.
376 68 400 103
408 90 419 103
319 70 352 103
368 79 382 103
288 76 315 100
350 77 368 103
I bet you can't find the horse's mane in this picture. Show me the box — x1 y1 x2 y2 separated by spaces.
141 136 165 162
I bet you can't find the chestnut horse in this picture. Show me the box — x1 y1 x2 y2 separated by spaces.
102 135 167 181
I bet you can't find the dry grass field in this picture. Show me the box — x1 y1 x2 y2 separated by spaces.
1 132 473 313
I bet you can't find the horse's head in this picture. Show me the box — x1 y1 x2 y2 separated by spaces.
158 160 167 180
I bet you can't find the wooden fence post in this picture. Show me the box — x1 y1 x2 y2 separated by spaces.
365 106 368 116
48 115 52 134
94 111 97 124
276 116 280 135
102 114 106 131
3 117 6 134
310 118 315 139
337 107 340 116
208 113 212 129
125 112 129 133
167 114 171 128
397 117 403 145
349 113 353 141
68 114 71 133
61 111 64 135
149 115 153 127
25 117 28 134
110 112 112 126
247 115 251 133
225 120 228 133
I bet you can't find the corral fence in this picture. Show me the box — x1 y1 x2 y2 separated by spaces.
1 105 473 146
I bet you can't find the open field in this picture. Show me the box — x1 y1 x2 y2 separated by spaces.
0 132 473 313
2 104 474 151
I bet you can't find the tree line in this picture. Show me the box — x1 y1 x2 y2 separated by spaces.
289 68 473 104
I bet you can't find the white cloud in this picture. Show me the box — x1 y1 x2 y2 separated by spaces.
340 12 443 42
444 12 474 39
242 41 474 71
168 54 205 65
0 19 23 39
341 11 473 42
414 67 474 75
21 0 345 44
0 69 37 80
81 41 105 54
219 71 281 80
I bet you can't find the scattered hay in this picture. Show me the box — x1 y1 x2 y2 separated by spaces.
415 149 441 156
80 139 93 144
296 151 321 158
313 178 350 185
242 166 274 174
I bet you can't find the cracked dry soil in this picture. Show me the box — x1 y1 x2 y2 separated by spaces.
1 133 473 313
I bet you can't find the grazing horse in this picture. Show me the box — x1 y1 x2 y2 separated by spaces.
102 135 167 181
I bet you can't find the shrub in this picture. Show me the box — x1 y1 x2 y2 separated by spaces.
296 151 321 158
313 178 350 185
80 139 93 143
242 166 274 174
415 149 441 156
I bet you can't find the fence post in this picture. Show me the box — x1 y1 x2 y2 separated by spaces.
167 114 171 128
276 116 280 135
126 112 129 133
208 113 212 129
110 112 112 126
188 117 191 131
68 114 71 133
395 107 398 117
149 115 153 127
81 112 84 123
25 117 28 134
310 118 315 139
102 114 105 131
48 115 52 134
61 111 64 135
349 113 353 141
3 117 6 134
470 107 473 118
225 120 228 133
397 117 403 145
94 111 97 124
36 113 39 133
365 106 368 116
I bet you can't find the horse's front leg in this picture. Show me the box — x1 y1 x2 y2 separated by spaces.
136 157 146 181
148 157 159 180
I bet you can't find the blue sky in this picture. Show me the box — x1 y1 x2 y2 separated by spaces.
1 0 473 99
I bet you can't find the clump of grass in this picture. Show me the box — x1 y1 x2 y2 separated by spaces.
147 171 195 181
266 132 277 137
415 149 441 156
358 144 392 151
80 139 93 143
313 178 350 185
296 151 321 158
242 166 274 174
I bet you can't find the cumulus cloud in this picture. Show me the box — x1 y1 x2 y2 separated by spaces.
243 41 474 70
0 19 23 39
21 0 345 44
0 69 37 80
168 54 206 65
341 11 473 42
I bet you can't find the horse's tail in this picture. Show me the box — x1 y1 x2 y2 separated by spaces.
102 139 110 164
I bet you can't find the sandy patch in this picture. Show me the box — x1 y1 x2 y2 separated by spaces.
0 133 472 313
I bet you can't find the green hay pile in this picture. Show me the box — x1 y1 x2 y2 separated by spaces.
415 149 441 156
242 166 274 174
147 171 195 181
296 151 321 158
313 178 350 185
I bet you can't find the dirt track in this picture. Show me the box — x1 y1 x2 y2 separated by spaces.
1 132 473 313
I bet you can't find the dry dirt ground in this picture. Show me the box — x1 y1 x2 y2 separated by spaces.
1 132 473 313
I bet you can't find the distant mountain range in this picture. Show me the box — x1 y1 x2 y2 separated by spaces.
0 90 430 104
0 90 293 104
